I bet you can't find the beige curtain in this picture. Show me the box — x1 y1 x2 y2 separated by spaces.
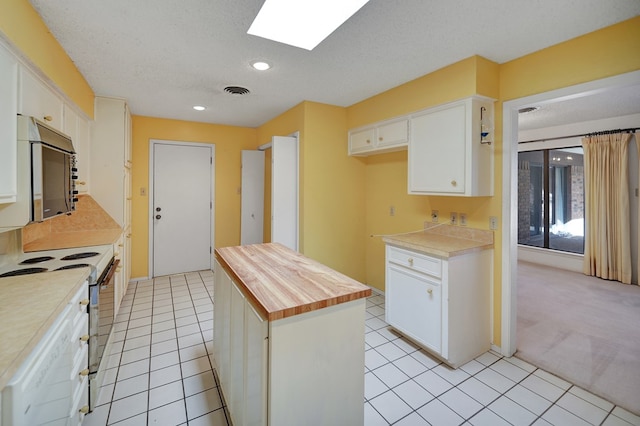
582 132 632 284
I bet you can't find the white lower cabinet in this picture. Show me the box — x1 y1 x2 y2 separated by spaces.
385 245 492 367
213 259 365 425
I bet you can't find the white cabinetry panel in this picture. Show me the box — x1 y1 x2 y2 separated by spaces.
408 96 494 196
18 67 64 131
385 244 492 367
349 117 408 156
0 43 18 204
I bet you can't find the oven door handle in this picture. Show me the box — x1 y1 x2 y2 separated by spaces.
101 258 120 287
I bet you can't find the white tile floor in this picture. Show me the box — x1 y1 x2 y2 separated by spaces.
82 271 640 426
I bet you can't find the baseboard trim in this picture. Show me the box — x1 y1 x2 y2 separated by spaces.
518 245 583 273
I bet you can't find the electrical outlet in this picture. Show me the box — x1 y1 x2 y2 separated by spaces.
389 205 395 216
450 212 457 225
431 210 439 222
459 213 467 226
489 216 498 230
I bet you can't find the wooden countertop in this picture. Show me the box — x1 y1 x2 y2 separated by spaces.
383 223 493 258
0 268 90 390
215 243 371 321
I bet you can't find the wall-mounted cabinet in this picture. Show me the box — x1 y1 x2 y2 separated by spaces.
0 42 18 205
348 117 408 156
408 96 494 196
18 67 64 132
64 105 91 194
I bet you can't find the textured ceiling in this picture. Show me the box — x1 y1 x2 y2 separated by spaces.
29 0 640 128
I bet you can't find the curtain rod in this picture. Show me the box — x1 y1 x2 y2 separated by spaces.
518 127 638 144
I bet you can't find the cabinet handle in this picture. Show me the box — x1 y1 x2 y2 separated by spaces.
43 115 53 122
427 288 433 295
79 299 89 306
79 406 89 414
126 234 131 238
116 266 123 272
79 368 90 377
75 181 86 185
80 334 89 342
451 180 457 187
408 258 414 266
118 243 124 247
379 136 383 141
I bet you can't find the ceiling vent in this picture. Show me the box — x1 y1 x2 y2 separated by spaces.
224 86 250 95
518 106 540 114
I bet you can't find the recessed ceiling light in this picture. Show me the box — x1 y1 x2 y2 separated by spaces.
193 106 206 111
252 61 271 71
247 0 370 50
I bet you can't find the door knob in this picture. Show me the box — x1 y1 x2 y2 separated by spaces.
155 215 161 219
156 207 161 212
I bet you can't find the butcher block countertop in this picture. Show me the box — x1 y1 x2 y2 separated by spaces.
215 243 371 321
383 223 494 258
0 268 90 390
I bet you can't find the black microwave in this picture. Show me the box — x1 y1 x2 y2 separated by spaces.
18 116 77 222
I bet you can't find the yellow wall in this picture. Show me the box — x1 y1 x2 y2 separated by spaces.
0 0 94 117
257 102 367 282
130 116 257 278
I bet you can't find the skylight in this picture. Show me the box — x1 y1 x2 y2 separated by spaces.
247 0 370 50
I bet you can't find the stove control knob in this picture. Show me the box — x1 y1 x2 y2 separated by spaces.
156 214 161 220
156 207 161 212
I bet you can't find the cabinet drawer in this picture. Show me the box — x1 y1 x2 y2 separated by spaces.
387 246 441 278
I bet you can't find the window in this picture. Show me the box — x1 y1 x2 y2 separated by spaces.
518 147 584 254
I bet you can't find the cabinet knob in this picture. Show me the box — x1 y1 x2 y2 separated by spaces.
43 115 53 122
114 251 120 257
80 334 90 342
378 136 383 141
79 299 89 306
427 288 433 295
79 406 89 414
126 233 131 238
118 243 124 247
451 180 457 187
76 181 86 185
408 258 414 266
79 368 90 377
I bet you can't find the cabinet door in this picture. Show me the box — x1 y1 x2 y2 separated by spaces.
18 68 64 131
213 262 232 390
349 127 375 154
229 283 245 426
0 43 18 204
244 302 268 426
377 119 408 148
386 264 442 353
409 104 466 194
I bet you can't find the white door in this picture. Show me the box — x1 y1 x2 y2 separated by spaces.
271 135 299 251
151 141 213 276
241 150 265 245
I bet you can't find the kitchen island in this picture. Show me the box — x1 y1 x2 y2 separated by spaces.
214 243 371 426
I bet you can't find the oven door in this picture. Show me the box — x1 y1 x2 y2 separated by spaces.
89 257 119 374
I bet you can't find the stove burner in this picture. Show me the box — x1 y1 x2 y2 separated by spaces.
55 264 91 271
0 267 48 277
60 252 100 261
19 256 55 265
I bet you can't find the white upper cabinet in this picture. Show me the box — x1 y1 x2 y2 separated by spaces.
64 104 91 194
90 97 131 229
18 67 64 131
408 96 494 196
0 42 18 204
349 117 409 156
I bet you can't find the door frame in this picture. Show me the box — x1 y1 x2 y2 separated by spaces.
148 139 215 278
500 70 640 357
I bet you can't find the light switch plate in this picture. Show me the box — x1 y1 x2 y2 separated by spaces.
489 216 498 230
450 212 457 225
431 210 439 222
459 213 467 226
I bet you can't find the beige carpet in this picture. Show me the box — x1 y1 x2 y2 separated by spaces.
516 261 640 415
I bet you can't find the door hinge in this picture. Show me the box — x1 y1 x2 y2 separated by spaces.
210 201 212 209
210 246 212 254
210 157 213 164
